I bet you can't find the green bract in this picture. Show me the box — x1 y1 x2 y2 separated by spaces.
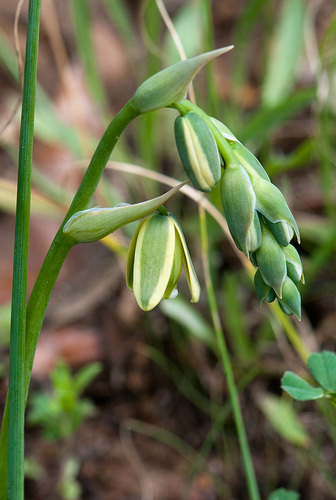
126 212 200 311
130 47 233 113
63 182 186 244
175 112 221 192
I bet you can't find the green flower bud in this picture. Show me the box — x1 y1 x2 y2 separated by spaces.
282 244 304 284
246 211 262 254
277 277 301 320
63 182 186 244
175 112 221 192
265 219 294 247
255 224 287 297
221 164 256 255
126 213 200 311
254 269 276 304
230 141 270 182
251 175 300 243
130 47 233 114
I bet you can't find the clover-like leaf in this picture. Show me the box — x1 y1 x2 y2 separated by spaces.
281 371 324 401
268 488 300 500
308 351 336 392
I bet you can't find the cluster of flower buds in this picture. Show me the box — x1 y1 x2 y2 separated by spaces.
173 105 304 319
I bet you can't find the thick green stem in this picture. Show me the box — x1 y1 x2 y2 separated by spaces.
7 0 41 498
0 100 139 499
198 203 260 500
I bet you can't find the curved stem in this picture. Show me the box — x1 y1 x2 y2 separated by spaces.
198 202 261 500
0 100 139 498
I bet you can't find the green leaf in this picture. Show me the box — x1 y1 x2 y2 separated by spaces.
308 351 336 392
281 371 324 401
73 362 103 396
259 394 309 447
268 488 300 500
262 0 305 107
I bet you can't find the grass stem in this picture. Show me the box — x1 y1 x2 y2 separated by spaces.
7 0 41 497
198 202 261 500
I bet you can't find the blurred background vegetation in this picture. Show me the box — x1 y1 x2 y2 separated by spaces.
0 0 336 498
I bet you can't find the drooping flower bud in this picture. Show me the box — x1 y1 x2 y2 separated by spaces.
126 212 200 311
220 163 256 255
254 269 276 305
264 219 294 247
130 47 233 114
63 182 186 244
251 175 300 244
174 112 221 192
277 276 301 320
282 244 304 283
255 224 287 297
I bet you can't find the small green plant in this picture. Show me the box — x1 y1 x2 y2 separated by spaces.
282 351 336 404
27 360 102 441
268 488 300 500
27 360 102 500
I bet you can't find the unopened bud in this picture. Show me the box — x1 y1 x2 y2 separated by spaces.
221 163 256 255
130 47 233 113
126 212 200 311
255 224 287 297
175 112 221 192
277 277 301 320
63 182 186 244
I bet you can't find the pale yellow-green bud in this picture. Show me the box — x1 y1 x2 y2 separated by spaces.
175 112 221 192
126 212 200 311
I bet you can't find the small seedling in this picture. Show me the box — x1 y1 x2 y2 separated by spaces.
27 359 102 440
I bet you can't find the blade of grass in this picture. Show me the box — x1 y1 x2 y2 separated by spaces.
261 0 305 107
70 0 107 108
0 100 139 499
7 0 42 497
198 201 261 500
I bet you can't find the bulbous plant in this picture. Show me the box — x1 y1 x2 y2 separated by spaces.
3 22 304 500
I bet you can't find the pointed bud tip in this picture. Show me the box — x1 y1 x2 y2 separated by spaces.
130 46 234 113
